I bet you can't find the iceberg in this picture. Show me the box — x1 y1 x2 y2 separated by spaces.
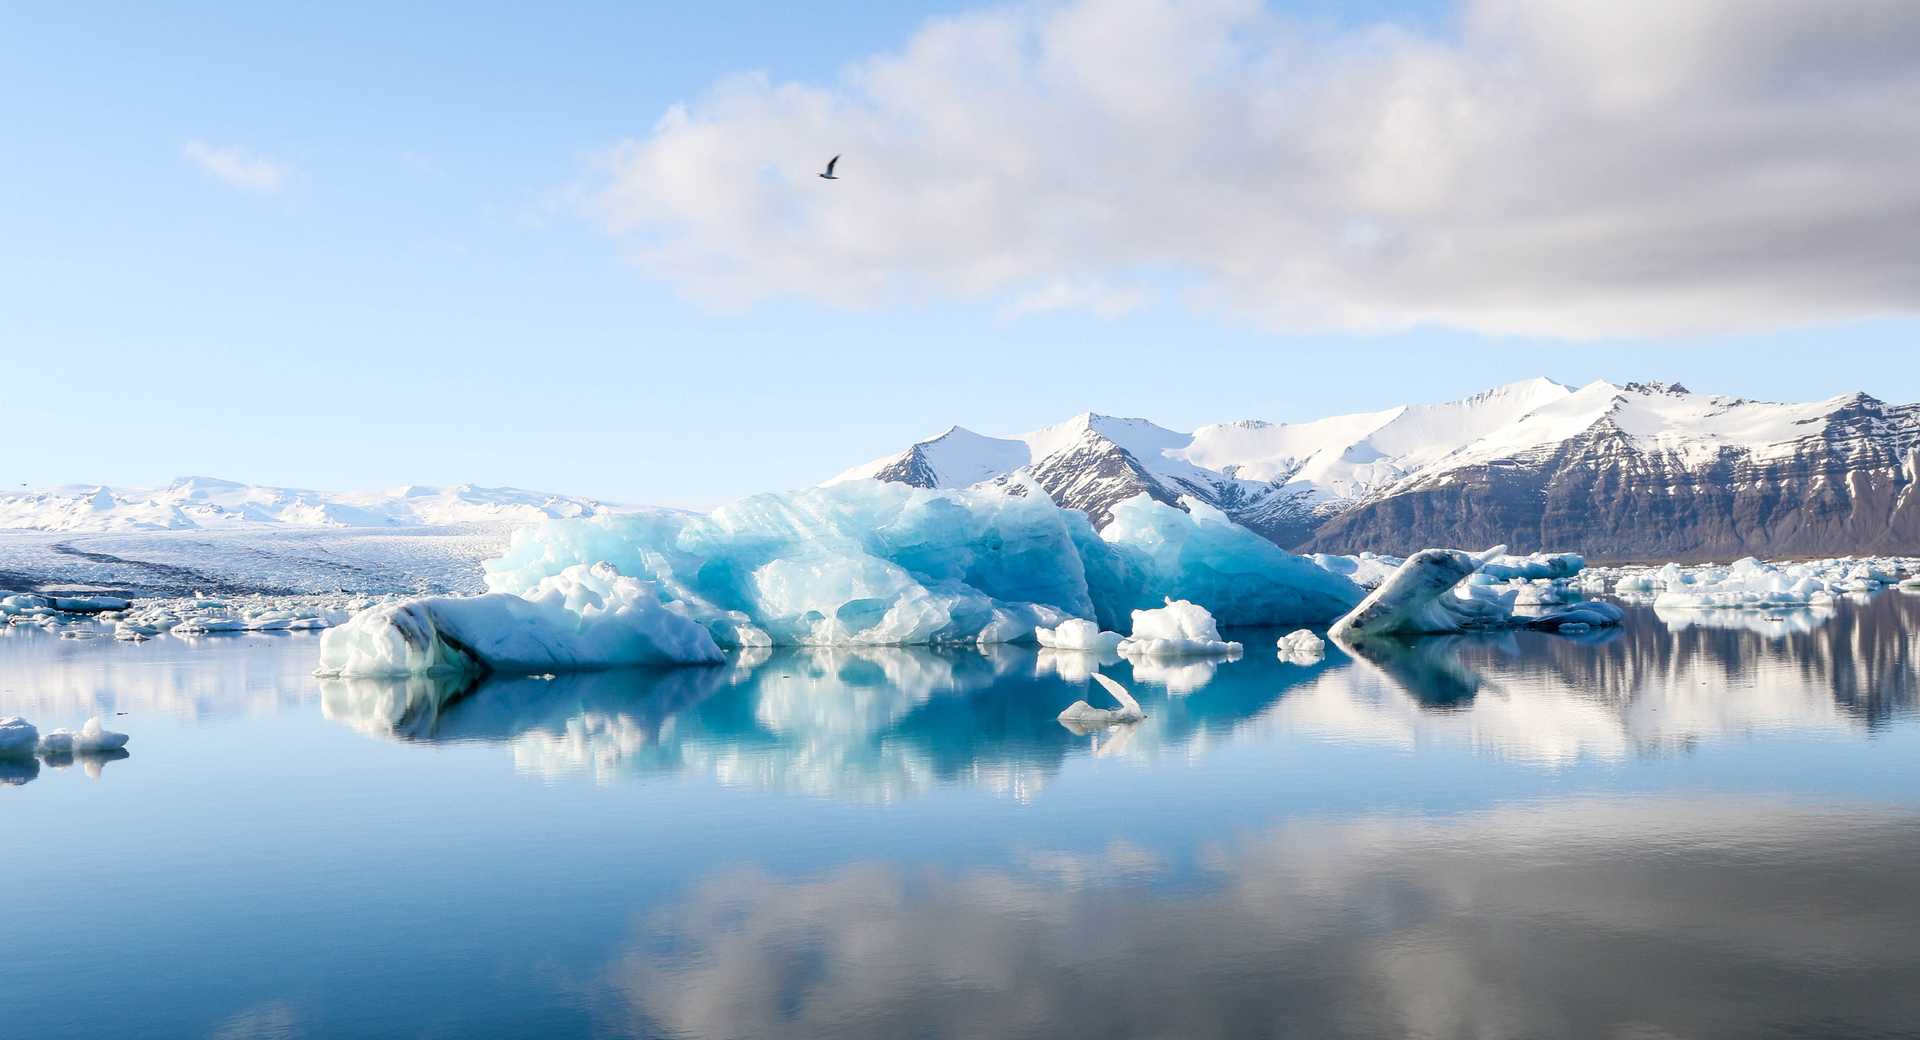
0 717 39 758
1033 619 1124 653
1331 548 1510 639
1117 598 1243 657
36 717 130 755
1330 546 1618 640
1276 628 1326 663
315 563 724 677
1475 552 1585 581
1058 672 1144 727
478 482 1361 652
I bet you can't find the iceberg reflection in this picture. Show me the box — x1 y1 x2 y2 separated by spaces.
311 593 1920 788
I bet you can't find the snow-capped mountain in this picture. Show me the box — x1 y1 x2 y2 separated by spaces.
0 476 613 533
832 379 1920 560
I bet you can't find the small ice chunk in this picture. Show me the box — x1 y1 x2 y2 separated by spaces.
1117 598 1242 657
1276 628 1326 663
1057 672 1145 726
1033 619 1124 653
36 717 129 756
0 717 40 758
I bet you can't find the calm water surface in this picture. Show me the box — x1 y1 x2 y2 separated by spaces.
5 596 1920 1038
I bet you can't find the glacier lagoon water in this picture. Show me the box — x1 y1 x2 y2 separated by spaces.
6 594 1920 1038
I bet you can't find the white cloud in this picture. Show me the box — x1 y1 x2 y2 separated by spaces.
593 0 1920 338
183 140 287 193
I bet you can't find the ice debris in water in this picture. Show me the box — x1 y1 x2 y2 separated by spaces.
1586 556 1920 608
0 717 39 758
1330 545 1618 640
1276 628 1326 662
3 590 363 638
36 717 131 755
1033 619 1124 653
325 481 1369 678
315 562 724 677
1058 672 1144 727
1117 598 1242 657
0 716 129 758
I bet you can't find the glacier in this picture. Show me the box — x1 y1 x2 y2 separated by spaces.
316 482 1362 677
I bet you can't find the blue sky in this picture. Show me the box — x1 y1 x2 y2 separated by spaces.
5 1 1917 508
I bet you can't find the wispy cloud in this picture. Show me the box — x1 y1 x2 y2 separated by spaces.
593 0 1920 338
183 140 287 193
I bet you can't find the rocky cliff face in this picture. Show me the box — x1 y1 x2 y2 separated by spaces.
1306 394 1920 560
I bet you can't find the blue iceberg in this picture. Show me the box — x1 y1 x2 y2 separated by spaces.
322 482 1364 676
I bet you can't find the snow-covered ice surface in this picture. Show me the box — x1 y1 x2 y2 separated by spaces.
0 476 613 533
0 527 507 598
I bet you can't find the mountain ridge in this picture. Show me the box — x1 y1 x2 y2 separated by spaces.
832 378 1920 561
0 477 616 533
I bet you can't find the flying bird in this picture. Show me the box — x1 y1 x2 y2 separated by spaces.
818 154 840 180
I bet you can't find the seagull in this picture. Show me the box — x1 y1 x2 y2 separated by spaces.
818 154 840 180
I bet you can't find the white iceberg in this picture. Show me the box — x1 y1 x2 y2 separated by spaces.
1058 672 1144 727
1276 628 1326 663
315 562 724 677
1117 598 1242 657
37 716 130 755
1033 618 1124 653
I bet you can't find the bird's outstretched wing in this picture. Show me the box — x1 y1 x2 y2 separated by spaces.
1090 672 1140 715
825 154 839 176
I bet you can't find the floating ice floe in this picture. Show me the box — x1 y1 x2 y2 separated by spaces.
1586 555 1920 607
315 562 725 677
1276 629 1326 663
0 715 130 758
1058 672 1144 728
0 717 39 758
1330 545 1617 640
1116 598 1242 658
36 717 131 755
1 588 363 640
1033 618 1124 654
